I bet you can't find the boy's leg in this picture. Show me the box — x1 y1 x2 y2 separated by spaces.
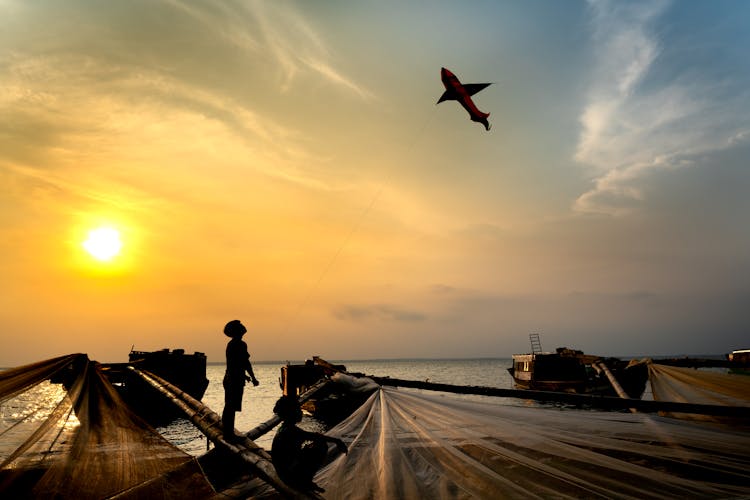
222 407 236 438
222 380 243 440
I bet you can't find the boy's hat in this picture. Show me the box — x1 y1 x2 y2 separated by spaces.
224 319 247 338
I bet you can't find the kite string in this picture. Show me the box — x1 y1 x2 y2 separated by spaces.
287 108 438 329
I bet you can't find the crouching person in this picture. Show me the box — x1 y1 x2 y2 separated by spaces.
271 395 347 493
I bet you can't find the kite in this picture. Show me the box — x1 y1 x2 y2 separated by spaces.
437 67 492 131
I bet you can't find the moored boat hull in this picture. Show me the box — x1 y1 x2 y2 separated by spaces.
509 348 648 398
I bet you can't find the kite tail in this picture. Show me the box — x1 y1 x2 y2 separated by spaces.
472 111 491 131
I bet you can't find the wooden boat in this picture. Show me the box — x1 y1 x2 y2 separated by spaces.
129 347 209 396
102 347 210 424
508 335 648 398
728 348 750 375
279 357 377 426
728 349 750 364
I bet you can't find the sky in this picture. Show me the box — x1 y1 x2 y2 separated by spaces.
1 0 749 366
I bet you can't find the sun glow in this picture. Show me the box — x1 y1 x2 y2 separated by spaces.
83 227 122 262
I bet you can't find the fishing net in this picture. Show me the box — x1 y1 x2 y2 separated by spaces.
313 387 750 499
648 363 750 423
649 363 750 405
4 356 749 499
0 355 215 499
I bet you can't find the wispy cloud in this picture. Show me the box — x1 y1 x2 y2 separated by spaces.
249 0 373 98
303 57 375 100
0 1 373 196
574 0 750 215
166 0 372 97
333 304 426 323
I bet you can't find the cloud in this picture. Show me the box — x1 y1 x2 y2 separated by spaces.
333 304 426 323
574 0 750 215
430 284 456 294
303 57 375 100
167 0 372 97
0 1 375 195
254 3 373 99
567 289 659 303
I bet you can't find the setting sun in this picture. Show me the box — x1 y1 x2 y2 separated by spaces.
83 227 122 262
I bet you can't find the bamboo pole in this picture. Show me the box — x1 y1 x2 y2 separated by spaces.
259 357 748 418
652 357 730 368
245 378 331 441
593 361 636 413
128 367 321 500
368 376 750 417
312 356 346 374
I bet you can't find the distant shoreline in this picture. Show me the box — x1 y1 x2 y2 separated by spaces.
208 353 730 366
208 356 510 366
1 353 730 371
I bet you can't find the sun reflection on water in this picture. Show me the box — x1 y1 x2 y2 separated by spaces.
0 380 80 465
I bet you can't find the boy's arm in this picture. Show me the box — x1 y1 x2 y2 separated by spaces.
306 431 347 454
245 359 259 386
241 341 260 386
325 435 348 454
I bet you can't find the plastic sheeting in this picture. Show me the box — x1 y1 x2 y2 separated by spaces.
5 357 748 499
0 355 215 499
315 388 750 499
648 363 750 424
649 363 750 406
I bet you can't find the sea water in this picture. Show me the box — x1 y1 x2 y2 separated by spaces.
1 357 662 460
158 358 515 455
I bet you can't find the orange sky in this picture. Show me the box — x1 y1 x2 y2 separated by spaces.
2 1 749 365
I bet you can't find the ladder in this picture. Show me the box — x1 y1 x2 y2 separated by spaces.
529 333 543 354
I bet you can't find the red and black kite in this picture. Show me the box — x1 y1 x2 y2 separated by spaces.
437 67 492 131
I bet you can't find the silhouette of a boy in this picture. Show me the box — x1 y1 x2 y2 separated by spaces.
271 395 347 492
222 319 259 442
